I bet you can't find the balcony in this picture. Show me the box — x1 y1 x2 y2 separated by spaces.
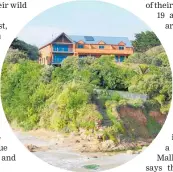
52 54 68 64
52 44 73 53
75 47 133 55
53 48 74 53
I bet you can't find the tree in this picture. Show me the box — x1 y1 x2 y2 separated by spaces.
1 59 45 129
132 31 161 52
10 38 39 60
5 49 28 64
125 45 169 68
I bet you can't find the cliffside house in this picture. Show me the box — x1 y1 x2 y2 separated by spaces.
39 32 134 65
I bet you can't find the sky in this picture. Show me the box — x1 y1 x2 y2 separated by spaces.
18 1 151 47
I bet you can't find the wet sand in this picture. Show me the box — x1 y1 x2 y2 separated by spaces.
15 131 137 171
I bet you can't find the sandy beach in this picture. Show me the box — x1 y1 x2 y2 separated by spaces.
15 130 137 171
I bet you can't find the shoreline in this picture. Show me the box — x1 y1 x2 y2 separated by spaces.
14 129 141 171
14 128 151 155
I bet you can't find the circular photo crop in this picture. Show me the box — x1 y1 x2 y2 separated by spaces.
1 1 172 171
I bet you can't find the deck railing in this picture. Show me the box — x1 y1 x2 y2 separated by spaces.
75 47 133 55
52 57 67 64
53 48 73 53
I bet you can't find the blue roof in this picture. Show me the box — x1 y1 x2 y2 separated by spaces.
69 35 132 47
39 33 132 49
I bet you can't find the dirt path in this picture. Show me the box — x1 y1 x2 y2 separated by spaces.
15 130 137 171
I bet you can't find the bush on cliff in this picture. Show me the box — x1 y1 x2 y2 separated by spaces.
1 47 171 137
1 60 46 129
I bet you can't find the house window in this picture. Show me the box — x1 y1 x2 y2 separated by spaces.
53 54 67 63
99 45 104 49
120 56 125 62
78 44 84 48
115 56 119 62
119 46 124 50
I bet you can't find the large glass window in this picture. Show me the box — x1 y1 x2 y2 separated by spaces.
120 56 125 62
53 44 68 52
115 55 125 62
115 56 119 62
53 54 67 63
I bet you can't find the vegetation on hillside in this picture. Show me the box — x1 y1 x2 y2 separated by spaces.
1 45 171 141
132 31 161 52
10 38 39 60
125 45 171 114
1 31 172 143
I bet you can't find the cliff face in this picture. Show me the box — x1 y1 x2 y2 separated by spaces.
115 105 166 138
118 106 147 125
149 111 166 125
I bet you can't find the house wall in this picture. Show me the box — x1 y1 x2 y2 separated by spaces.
74 46 133 55
74 43 133 55
39 44 52 65
39 43 133 65
39 34 134 65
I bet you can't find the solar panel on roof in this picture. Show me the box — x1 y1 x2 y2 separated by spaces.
84 36 94 41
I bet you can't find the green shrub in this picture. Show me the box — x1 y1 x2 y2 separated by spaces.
143 100 161 112
110 92 121 101
76 104 103 130
145 46 164 57
152 57 162 66
160 103 171 114
61 56 79 71
102 126 119 143
125 53 149 64
118 99 128 106
127 99 144 108
20 113 39 131
1 48 171 134
156 52 169 67
154 95 165 106
105 101 125 134
1 60 46 130
41 65 54 83
5 49 28 64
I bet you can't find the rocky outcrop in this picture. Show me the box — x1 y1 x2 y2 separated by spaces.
25 144 49 152
76 138 150 153
101 140 116 151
